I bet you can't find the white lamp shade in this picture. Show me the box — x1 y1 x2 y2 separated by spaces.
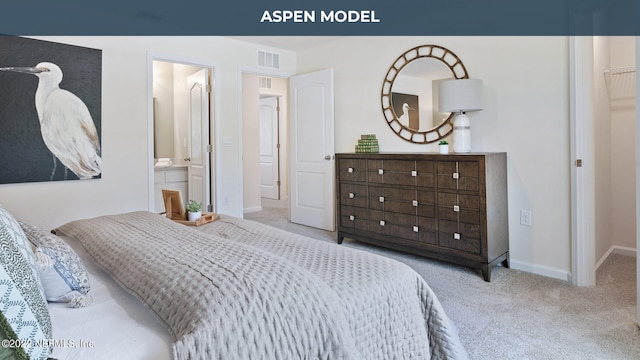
438 79 483 113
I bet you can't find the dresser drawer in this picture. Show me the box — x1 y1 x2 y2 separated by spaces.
338 159 366 182
340 183 367 208
340 205 368 230
438 206 480 224
368 160 417 186
437 161 480 191
415 160 436 187
368 209 418 236
368 186 417 215
438 220 481 254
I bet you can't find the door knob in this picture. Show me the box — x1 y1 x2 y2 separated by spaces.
324 155 333 160
184 157 191 162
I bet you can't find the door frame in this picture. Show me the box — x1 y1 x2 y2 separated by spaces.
147 53 218 213
237 65 293 217
259 95 282 200
569 37 597 287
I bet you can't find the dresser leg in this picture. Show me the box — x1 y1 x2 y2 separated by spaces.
481 265 491 282
337 232 344 244
502 252 510 268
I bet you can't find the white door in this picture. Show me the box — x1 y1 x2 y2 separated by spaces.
289 69 335 231
187 69 211 211
259 96 280 200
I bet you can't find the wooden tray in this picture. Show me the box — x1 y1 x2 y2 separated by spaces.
173 212 219 226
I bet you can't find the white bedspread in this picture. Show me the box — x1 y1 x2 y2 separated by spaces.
48 235 172 360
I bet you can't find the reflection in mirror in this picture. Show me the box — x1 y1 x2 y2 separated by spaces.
381 45 469 144
152 60 202 161
390 58 453 131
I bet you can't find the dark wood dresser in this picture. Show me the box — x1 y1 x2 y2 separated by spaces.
336 152 509 281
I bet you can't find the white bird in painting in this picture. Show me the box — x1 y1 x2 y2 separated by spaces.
398 102 413 127
0 62 102 180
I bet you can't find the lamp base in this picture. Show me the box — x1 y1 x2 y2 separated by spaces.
452 113 471 153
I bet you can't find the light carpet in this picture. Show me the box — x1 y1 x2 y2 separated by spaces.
245 199 640 359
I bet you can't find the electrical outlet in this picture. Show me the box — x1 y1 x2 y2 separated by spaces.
520 210 532 226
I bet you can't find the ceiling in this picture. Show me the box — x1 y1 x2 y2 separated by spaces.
226 36 342 51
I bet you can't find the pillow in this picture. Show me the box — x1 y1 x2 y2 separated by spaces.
18 222 92 307
0 205 51 360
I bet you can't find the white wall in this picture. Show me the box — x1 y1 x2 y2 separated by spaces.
296 36 572 279
0 36 296 230
593 37 614 262
242 73 262 212
609 37 637 251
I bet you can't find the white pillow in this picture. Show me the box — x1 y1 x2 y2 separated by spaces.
19 221 92 307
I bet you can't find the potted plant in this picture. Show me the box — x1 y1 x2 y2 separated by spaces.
186 200 202 221
438 140 449 154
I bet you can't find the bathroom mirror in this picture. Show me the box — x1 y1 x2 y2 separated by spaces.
381 45 469 144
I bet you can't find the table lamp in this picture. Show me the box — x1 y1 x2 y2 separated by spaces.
438 79 483 153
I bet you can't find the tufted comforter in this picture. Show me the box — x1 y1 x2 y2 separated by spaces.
56 211 468 360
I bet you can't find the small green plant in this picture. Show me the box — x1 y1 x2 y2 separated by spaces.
438 140 449 145
186 200 202 213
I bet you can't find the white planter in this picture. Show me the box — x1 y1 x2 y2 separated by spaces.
439 144 449 154
188 211 202 222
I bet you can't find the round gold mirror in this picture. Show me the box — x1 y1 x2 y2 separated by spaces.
381 45 469 144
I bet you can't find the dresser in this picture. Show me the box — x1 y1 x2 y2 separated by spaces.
336 152 509 281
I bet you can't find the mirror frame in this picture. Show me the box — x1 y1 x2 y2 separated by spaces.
381 45 469 144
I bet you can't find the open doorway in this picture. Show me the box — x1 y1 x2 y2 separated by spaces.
149 58 215 214
242 73 289 215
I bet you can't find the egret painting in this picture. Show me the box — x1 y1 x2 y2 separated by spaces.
0 36 101 184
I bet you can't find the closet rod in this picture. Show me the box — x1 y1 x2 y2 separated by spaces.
603 66 636 75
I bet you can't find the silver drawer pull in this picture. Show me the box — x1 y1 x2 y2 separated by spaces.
378 169 384 175
413 226 419 233
348 167 354 173
454 233 461 240
453 172 459 179
380 220 386 226
349 215 355 221
349 193 355 199
379 196 385 203
412 200 418 207
453 205 460 212
411 170 417 177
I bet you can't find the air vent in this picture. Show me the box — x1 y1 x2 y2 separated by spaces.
259 76 272 89
258 50 280 69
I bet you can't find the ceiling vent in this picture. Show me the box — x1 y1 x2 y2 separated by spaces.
258 50 280 69
259 76 272 89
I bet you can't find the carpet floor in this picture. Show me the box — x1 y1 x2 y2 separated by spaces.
245 198 640 359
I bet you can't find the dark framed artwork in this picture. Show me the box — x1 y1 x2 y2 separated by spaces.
391 92 419 130
0 36 102 184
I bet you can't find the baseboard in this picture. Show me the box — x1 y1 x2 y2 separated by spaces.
243 206 263 214
595 245 637 271
509 260 571 282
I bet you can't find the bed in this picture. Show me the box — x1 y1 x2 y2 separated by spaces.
0 207 468 360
